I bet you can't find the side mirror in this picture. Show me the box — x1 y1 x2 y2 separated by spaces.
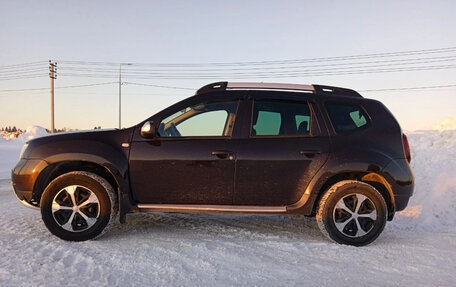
140 121 156 139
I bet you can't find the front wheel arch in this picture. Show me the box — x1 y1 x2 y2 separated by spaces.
33 161 119 205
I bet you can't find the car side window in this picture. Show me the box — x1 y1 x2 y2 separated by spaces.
295 115 311 133
158 100 238 137
251 100 312 136
325 102 369 134
254 111 281 135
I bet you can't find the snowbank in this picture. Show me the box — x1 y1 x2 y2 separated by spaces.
17 125 49 143
398 129 456 231
0 140 22 179
428 117 456 131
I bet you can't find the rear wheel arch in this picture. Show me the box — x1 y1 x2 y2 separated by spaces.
361 173 395 220
312 172 395 220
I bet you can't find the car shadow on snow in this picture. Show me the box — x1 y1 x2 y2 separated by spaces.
103 213 414 247
104 212 329 243
1 182 429 246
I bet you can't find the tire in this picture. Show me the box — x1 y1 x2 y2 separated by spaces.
316 180 387 246
40 171 118 241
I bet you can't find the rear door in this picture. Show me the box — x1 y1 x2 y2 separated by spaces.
234 93 330 206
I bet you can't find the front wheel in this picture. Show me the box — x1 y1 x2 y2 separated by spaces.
316 180 387 246
41 171 118 241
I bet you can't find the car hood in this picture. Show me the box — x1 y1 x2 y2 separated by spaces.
23 127 136 159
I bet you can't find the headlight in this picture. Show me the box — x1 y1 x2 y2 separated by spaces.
19 143 29 159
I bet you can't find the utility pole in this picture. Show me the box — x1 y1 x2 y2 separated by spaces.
118 64 122 129
118 63 132 129
49 61 57 133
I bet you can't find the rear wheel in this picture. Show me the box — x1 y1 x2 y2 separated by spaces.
316 180 387 246
41 171 117 241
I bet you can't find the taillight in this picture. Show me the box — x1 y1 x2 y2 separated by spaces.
402 133 411 163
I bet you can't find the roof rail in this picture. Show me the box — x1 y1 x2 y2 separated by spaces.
227 82 315 92
196 82 228 95
196 81 362 98
312 85 362 98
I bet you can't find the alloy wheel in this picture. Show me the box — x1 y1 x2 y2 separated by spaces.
51 185 100 232
332 193 377 238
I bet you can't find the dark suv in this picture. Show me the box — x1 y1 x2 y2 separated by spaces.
12 82 414 246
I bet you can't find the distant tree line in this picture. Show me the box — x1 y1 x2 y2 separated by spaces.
46 127 101 133
1 126 22 132
46 128 68 133
2 126 102 133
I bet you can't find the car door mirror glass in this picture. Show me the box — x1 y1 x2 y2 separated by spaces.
140 121 156 138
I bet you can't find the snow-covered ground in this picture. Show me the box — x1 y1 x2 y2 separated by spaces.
0 126 455 287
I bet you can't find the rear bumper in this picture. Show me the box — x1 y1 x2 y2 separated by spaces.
394 194 412 211
383 158 414 212
11 158 48 209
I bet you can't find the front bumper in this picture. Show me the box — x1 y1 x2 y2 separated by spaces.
11 182 40 210
11 158 48 209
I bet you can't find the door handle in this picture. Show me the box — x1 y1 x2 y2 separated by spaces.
300 150 321 158
211 150 234 160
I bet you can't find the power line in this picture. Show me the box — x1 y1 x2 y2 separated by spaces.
124 82 195 90
55 82 118 89
0 81 117 93
359 84 456 92
1 47 456 92
57 55 456 74
59 59 456 77
2 83 456 97
0 74 48 81
0 67 47 75
127 82 456 93
57 46 456 67
0 69 47 77
2 46 456 76
2 46 456 82
0 87 49 92
57 64 456 79
0 61 47 70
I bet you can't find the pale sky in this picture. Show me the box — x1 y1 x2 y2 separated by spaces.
0 0 455 131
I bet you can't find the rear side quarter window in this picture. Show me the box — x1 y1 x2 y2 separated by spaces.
325 102 370 134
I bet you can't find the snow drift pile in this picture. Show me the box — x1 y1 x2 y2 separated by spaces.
0 125 455 232
17 125 49 142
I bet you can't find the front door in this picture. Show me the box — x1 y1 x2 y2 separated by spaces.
129 99 239 205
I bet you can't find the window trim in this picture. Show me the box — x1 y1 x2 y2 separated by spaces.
156 99 240 140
